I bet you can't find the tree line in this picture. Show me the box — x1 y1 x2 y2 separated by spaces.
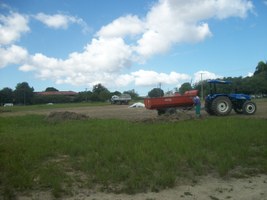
0 83 140 105
147 60 267 98
193 60 267 98
1 60 266 105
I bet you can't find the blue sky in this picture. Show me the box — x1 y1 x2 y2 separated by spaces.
0 0 267 95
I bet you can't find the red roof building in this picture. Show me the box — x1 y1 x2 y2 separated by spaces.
35 91 78 96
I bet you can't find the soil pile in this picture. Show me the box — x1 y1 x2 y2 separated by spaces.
45 111 89 122
139 111 196 123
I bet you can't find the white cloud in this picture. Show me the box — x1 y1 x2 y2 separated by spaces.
245 72 253 77
0 12 29 45
193 71 222 83
19 37 133 86
97 15 145 38
214 0 254 19
66 37 133 72
34 13 90 33
134 0 253 58
131 70 191 87
34 13 72 29
2 0 254 90
97 0 253 59
114 74 135 87
0 45 28 68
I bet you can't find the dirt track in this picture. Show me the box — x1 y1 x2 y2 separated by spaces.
0 104 157 120
1 100 267 120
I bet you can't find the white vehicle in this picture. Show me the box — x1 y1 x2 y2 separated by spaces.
129 102 145 108
4 103 13 107
111 94 131 105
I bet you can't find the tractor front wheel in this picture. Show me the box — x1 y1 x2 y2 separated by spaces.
211 96 232 116
242 101 256 115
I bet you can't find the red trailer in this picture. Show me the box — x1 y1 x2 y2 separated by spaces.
144 90 198 115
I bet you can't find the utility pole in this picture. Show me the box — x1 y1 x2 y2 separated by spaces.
85 88 88 102
23 88 26 106
200 73 205 101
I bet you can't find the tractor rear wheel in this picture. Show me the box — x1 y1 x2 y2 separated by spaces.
205 101 214 115
211 96 232 116
242 101 256 115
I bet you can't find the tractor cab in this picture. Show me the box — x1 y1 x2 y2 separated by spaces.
207 80 231 95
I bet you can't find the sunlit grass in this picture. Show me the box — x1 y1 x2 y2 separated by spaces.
0 115 266 198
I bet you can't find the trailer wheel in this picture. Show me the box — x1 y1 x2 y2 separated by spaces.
211 96 232 116
157 109 166 115
166 108 177 115
242 101 256 115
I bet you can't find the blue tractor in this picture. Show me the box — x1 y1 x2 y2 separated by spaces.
205 80 257 116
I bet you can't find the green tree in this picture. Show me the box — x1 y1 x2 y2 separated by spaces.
111 91 121 96
252 61 267 94
92 83 107 94
192 59 267 97
254 61 267 76
0 87 13 105
14 82 34 105
91 83 110 102
179 82 192 94
77 91 92 102
123 89 139 100
193 81 208 98
45 87 58 92
148 88 164 97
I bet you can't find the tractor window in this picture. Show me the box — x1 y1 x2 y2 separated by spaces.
209 83 232 94
217 84 232 94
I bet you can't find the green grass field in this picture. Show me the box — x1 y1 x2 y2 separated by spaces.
0 114 267 198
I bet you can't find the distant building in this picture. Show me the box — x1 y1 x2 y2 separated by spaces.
35 91 78 96
34 91 78 103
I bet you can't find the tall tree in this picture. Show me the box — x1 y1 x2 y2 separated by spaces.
91 83 110 101
148 88 164 97
254 61 267 76
92 83 108 94
123 89 139 99
14 82 34 105
252 61 267 94
179 82 192 94
0 87 13 105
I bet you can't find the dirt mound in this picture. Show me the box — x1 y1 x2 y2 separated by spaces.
45 111 89 122
138 111 196 123
159 111 195 121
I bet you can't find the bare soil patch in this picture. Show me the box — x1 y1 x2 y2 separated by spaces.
17 175 267 200
1 100 267 120
45 111 89 122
